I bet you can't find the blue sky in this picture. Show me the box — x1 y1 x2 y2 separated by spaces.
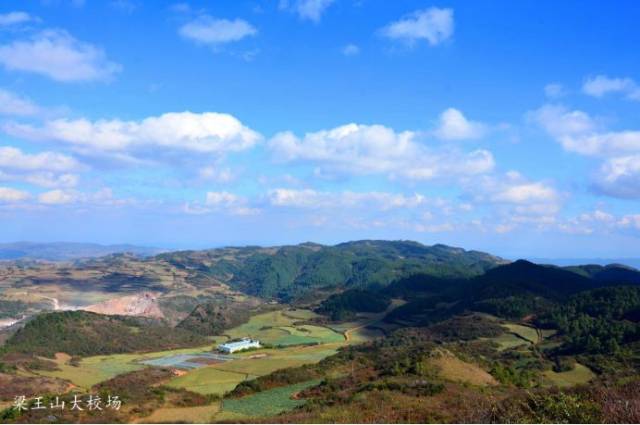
0 0 639 258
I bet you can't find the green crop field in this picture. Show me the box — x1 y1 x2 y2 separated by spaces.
212 344 339 376
36 353 145 389
487 333 530 351
221 379 322 418
165 367 254 395
543 363 595 388
35 344 215 389
224 310 343 346
503 323 539 344
163 342 342 396
32 309 349 398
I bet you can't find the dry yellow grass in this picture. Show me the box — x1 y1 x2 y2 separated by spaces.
431 350 497 386
136 403 221 423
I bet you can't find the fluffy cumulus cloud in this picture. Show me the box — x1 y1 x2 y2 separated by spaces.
268 122 494 180
179 15 257 45
4 111 261 160
0 29 121 82
595 155 640 199
531 104 640 199
491 181 558 204
0 89 42 116
0 11 35 27
381 7 454 46
0 147 82 189
434 108 486 140
0 187 29 203
279 0 335 22
530 104 640 157
474 172 559 206
0 146 81 172
466 172 561 233
582 75 640 100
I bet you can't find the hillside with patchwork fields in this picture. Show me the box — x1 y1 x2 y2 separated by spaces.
1 241 640 423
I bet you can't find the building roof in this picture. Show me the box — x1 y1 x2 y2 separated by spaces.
219 338 259 349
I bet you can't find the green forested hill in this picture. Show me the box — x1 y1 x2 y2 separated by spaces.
176 302 251 336
156 240 506 300
1 311 205 357
564 263 640 285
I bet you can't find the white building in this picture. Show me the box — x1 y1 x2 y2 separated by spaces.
218 337 261 354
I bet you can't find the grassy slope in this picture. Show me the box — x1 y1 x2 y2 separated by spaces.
222 379 322 418
543 363 595 387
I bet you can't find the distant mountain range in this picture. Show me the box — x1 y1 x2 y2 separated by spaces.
528 257 640 269
0 242 164 261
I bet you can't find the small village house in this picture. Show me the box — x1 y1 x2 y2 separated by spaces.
218 337 261 354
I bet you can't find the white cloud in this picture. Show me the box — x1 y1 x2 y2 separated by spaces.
530 104 640 157
0 89 41 116
595 155 640 199
38 189 75 205
0 11 35 27
268 188 427 210
0 146 81 172
532 104 640 199
491 182 558 204
0 29 121 82
279 0 335 22
25 173 79 188
179 16 257 45
35 188 130 206
198 166 235 183
0 187 29 202
434 108 486 140
342 44 360 56
268 123 494 180
414 222 455 233
206 191 242 207
468 172 561 227
619 214 640 231
544 83 565 99
0 147 81 189
0 170 79 189
583 75 640 100
184 191 258 216
381 8 454 46
4 111 261 158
